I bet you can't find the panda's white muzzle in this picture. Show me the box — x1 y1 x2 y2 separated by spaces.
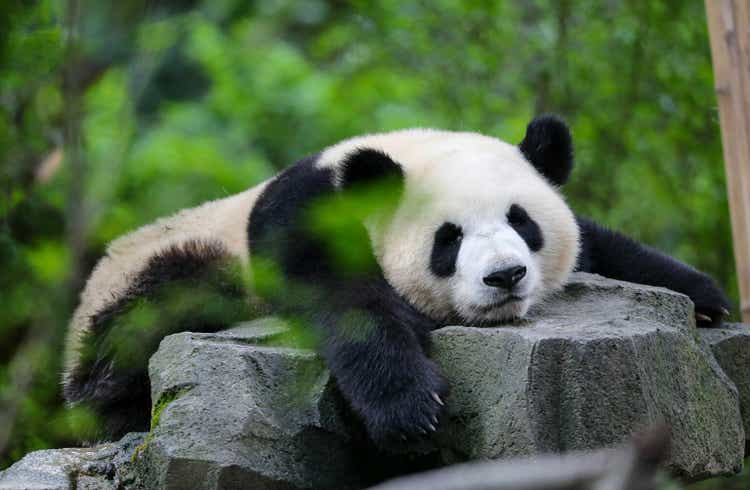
453 225 539 321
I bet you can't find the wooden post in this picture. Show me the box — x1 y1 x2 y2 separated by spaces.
705 0 750 322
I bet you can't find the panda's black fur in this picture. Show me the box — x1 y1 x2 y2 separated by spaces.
63 116 730 447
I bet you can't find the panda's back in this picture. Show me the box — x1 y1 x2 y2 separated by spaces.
107 181 269 267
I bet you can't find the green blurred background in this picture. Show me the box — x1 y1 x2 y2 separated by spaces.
0 0 744 486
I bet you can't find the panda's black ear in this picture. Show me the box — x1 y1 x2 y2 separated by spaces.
339 148 404 190
518 114 573 186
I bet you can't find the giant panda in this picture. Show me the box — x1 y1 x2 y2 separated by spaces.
63 115 730 446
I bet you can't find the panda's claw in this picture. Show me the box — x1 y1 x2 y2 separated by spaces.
428 423 437 432
696 313 712 323
721 307 730 317
431 415 438 425
432 392 444 406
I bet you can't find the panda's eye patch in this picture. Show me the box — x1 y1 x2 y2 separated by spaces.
507 204 544 252
430 222 462 277
507 204 529 226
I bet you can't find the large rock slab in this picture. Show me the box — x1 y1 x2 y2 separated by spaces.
0 432 145 490
432 274 744 481
132 273 745 488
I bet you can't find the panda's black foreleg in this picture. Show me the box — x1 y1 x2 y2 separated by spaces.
256 238 448 445
258 255 448 446
307 276 449 446
575 215 730 326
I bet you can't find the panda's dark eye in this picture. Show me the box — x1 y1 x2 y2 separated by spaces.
435 222 463 244
430 222 462 277
507 204 529 226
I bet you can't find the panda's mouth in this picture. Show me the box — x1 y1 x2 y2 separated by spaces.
474 295 525 314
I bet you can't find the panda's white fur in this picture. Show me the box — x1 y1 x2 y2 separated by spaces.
63 127 578 390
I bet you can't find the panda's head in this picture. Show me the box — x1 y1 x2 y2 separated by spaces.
322 115 579 325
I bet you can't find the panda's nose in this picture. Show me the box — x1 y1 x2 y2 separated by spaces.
483 266 527 289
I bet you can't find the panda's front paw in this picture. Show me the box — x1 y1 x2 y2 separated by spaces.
361 359 449 449
688 273 731 327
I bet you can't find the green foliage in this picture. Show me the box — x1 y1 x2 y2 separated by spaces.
308 178 402 275
687 460 750 490
131 384 193 462
0 1 743 487
150 386 193 431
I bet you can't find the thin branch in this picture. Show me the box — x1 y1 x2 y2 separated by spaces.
64 0 87 293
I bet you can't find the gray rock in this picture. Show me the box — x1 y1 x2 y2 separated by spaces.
700 323 750 441
431 274 744 481
0 432 145 490
132 273 745 488
134 319 362 490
